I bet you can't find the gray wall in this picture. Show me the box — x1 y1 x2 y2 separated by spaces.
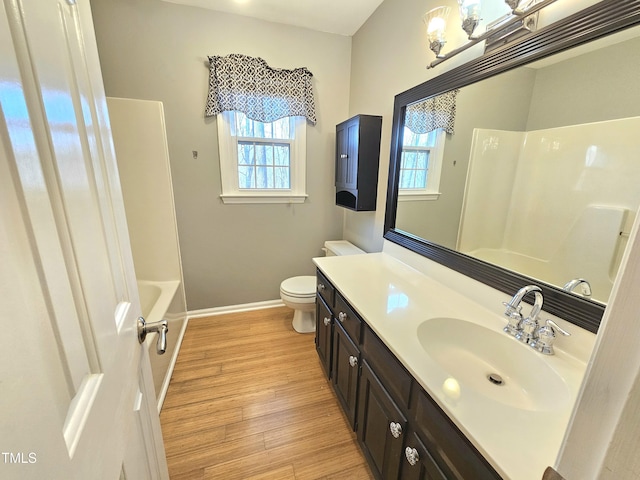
90 0 350 310
526 35 640 130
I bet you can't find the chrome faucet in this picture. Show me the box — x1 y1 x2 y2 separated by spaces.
502 285 543 343
530 319 571 355
563 278 592 297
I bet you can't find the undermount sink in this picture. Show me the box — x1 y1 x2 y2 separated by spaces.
417 317 571 411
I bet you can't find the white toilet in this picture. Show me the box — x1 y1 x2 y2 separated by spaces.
280 240 365 333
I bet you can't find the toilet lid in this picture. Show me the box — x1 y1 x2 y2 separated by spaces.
281 276 316 298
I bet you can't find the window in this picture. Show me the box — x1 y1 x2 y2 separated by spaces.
398 127 445 201
217 111 307 204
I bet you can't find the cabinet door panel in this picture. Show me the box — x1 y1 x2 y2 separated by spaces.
335 122 350 189
332 322 360 430
315 294 333 378
345 121 359 188
400 430 447 480
413 388 501 479
358 360 407 480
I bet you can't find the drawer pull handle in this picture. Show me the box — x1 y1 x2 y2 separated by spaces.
389 422 402 438
323 317 331 326
338 311 348 322
405 447 420 466
317 283 325 291
340 154 348 159
349 355 358 367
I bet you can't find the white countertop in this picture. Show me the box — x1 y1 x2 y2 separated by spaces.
313 252 589 480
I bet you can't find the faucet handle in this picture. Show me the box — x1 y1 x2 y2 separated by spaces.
502 301 522 319
530 319 570 355
502 302 522 336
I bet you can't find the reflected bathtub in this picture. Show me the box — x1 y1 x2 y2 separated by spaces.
137 279 186 411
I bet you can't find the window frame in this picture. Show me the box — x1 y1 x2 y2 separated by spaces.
216 111 307 204
398 128 446 202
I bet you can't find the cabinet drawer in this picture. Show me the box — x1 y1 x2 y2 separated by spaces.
334 291 362 343
362 325 412 410
316 269 335 308
413 388 502 480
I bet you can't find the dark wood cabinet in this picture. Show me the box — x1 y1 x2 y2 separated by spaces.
358 360 407 480
315 295 333 378
399 429 447 480
332 322 361 430
335 115 382 211
412 388 501 480
314 269 503 479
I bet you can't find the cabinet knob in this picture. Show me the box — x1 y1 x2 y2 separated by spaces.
340 154 348 159
348 355 358 367
323 317 331 326
405 447 420 466
338 311 348 323
317 283 325 291
389 422 403 439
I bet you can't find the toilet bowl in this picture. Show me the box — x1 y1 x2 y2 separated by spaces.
280 276 316 333
280 240 365 333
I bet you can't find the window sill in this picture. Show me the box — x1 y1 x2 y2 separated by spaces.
220 194 308 204
398 192 441 202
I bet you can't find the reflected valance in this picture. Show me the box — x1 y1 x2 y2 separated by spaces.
205 54 317 125
404 89 459 135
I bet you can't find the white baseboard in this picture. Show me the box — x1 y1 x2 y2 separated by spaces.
188 299 285 319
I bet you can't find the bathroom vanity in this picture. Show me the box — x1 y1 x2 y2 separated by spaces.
313 249 590 480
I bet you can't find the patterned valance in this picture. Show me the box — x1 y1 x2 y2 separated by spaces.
404 89 459 135
205 54 317 125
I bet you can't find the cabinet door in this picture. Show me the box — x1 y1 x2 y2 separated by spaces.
413 388 502 479
400 430 447 480
335 118 359 190
315 295 333 378
335 121 349 189
332 322 360 430
357 360 407 480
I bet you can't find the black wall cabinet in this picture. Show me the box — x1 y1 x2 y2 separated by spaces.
335 114 382 211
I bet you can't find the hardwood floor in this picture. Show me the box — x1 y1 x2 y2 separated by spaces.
160 306 374 480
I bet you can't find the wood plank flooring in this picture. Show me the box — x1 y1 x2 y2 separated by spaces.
160 306 374 480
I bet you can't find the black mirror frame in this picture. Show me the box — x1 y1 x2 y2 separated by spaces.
384 0 640 334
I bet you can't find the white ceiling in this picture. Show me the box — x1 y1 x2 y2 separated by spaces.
160 0 384 36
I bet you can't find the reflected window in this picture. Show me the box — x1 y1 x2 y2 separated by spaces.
399 127 445 201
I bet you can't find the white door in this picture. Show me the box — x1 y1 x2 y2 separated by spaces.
0 1 168 479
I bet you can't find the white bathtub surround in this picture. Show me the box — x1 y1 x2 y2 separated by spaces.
459 117 640 303
109 98 187 410
314 245 595 480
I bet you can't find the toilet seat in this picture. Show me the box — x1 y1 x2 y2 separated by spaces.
280 276 316 300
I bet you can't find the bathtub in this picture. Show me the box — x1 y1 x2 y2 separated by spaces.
137 279 187 412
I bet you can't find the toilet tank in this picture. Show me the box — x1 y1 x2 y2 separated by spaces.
323 240 365 256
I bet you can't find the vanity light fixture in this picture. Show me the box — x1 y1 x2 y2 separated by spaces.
423 6 451 57
426 0 559 68
458 0 482 37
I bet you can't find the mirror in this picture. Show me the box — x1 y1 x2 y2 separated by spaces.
385 1 640 333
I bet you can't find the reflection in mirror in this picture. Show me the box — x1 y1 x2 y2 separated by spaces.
394 29 640 306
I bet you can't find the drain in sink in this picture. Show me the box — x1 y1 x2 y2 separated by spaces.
487 373 504 386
